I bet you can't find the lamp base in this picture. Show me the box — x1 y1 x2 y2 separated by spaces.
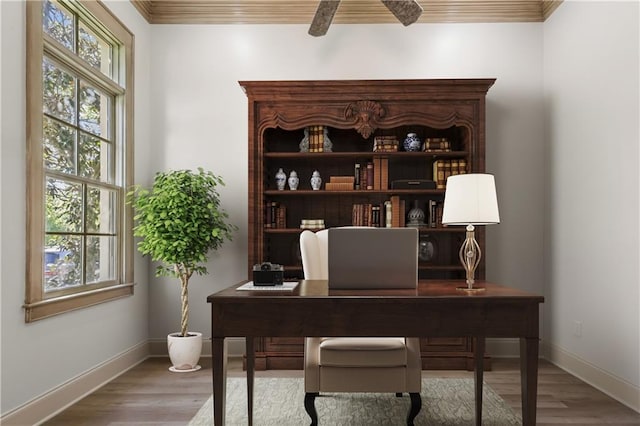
456 286 486 292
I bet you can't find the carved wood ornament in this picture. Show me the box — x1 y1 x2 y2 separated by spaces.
344 100 385 138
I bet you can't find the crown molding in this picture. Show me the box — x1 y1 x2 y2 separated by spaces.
129 1 563 25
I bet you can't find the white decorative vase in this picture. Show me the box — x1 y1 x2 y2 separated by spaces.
310 170 322 190
288 171 299 190
403 132 422 152
167 331 202 372
275 168 287 190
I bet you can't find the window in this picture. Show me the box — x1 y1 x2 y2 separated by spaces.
25 0 134 321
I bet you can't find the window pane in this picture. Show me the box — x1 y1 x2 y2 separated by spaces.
79 80 111 138
43 117 76 174
42 0 74 51
79 21 113 78
86 186 116 233
46 177 83 233
86 235 116 284
43 57 77 125
79 132 111 182
44 234 82 292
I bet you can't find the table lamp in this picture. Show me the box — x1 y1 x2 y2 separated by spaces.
442 174 500 291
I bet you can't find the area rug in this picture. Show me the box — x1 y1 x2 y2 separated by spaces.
189 377 521 425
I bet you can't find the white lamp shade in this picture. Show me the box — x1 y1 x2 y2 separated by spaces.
442 174 500 225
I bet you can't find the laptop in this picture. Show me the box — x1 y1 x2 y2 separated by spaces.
328 227 418 289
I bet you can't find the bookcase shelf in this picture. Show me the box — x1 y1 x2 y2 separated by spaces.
264 151 470 159
242 78 495 371
264 189 446 196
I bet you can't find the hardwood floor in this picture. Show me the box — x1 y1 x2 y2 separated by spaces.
44 357 640 425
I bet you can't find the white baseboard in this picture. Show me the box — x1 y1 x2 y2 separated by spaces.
0 341 149 426
544 341 640 413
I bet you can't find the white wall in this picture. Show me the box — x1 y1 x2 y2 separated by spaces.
147 22 546 339
0 0 152 416
543 0 640 408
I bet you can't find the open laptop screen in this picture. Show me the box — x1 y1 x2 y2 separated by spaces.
327 227 418 289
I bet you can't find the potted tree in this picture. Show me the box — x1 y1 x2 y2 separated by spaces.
128 168 237 372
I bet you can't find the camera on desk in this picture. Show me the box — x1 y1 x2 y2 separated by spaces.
252 262 284 286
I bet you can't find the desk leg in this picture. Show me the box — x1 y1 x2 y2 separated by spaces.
474 336 485 426
246 337 255 426
520 337 539 426
212 337 227 426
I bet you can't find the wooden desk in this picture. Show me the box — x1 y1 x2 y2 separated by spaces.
207 280 544 425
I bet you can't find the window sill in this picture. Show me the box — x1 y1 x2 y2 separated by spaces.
24 282 135 322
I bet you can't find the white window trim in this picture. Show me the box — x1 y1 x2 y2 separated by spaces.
25 0 135 322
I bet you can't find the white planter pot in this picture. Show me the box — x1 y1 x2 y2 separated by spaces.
167 332 202 372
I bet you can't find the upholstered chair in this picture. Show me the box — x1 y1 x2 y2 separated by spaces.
299 229 422 426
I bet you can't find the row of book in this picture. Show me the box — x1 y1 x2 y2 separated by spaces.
325 157 467 191
264 202 287 228
352 197 446 228
325 175 355 191
306 125 327 153
433 159 467 189
372 136 399 152
422 137 452 152
354 158 389 190
265 198 446 229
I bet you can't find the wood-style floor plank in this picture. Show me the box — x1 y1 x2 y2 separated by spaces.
44 357 640 425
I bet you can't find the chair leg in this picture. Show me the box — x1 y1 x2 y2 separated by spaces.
304 392 319 426
406 392 422 426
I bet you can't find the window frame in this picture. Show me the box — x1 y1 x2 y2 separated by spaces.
25 0 135 322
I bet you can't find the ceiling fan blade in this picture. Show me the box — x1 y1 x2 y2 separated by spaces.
381 0 423 26
308 0 341 37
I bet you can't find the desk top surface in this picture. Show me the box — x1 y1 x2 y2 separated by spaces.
207 280 544 303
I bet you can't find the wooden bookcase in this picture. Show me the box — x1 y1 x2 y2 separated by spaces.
241 79 495 370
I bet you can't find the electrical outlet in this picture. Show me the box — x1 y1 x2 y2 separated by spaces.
573 320 582 337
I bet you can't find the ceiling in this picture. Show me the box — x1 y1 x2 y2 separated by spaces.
130 1 563 25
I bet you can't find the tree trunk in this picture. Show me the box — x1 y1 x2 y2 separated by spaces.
180 274 189 337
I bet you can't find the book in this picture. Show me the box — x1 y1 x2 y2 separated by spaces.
276 205 286 228
366 162 374 190
329 176 355 184
384 201 392 228
373 136 399 152
433 160 446 189
390 195 401 227
360 167 367 191
450 159 459 176
380 157 389 190
429 200 437 228
422 137 451 152
265 203 272 228
354 163 361 190
325 182 354 191
373 157 381 190
371 205 379 227
444 161 452 185
458 158 467 174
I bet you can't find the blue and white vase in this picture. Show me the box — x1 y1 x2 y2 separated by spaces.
403 133 422 152
275 168 286 190
288 171 299 190
310 170 322 190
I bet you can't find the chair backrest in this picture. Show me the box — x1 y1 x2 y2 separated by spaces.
300 229 329 280
328 227 418 289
